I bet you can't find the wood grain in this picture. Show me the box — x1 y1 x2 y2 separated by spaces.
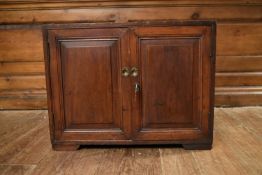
0 164 36 175
0 29 43 62
216 86 262 93
1 0 262 3
1 0 262 10
0 95 47 110
60 39 121 129
1 23 261 60
127 24 213 143
118 148 162 175
215 108 262 174
0 107 261 174
140 37 196 127
215 94 262 107
0 90 47 109
216 72 262 87
43 22 215 148
46 27 131 143
217 23 262 56
0 2 261 109
0 61 44 75
0 75 45 90
0 6 261 24
0 110 51 164
215 86 262 107
216 56 262 72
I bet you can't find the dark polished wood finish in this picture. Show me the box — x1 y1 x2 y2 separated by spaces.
45 27 130 143
130 25 214 144
43 20 216 150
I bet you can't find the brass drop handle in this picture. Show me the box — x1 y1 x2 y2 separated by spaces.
121 67 130 77
131 67 139 77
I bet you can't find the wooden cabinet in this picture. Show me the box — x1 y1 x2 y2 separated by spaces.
44 21 216 150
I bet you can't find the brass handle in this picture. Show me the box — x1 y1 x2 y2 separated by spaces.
131 67 139 77
121 67 130 77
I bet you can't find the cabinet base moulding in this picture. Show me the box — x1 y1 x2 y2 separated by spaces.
182 143 212 150
52 144 80 151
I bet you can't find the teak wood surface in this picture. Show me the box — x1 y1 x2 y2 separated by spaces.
0 107 261 174
43 20 215 150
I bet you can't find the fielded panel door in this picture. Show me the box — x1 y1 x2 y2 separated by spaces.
46 28 131 142
129 25 214 143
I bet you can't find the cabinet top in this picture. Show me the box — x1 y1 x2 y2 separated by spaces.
42 20 216 29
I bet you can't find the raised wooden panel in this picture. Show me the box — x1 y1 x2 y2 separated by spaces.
0 29 43 61
216 56 262 72
140 39 197 129
61 39 120 129
216 72 262 87
0 6 261 24
217 23 262 56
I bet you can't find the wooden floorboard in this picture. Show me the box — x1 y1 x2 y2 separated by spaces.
0 164 36 175
0 107 261 175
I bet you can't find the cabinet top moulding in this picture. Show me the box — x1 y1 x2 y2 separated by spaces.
43 20 216 29
0 20 216 30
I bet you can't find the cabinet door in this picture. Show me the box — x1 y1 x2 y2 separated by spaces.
46 28 130 142
130 25 214 142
